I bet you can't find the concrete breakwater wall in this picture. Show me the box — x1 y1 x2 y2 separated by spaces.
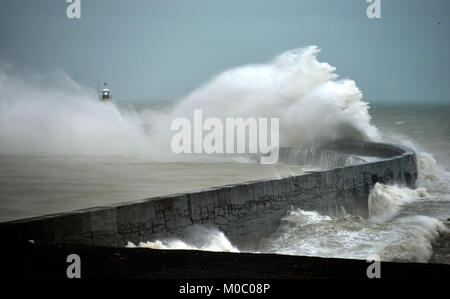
0 140 417 247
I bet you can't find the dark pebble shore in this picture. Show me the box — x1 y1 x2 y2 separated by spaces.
2 241 449 279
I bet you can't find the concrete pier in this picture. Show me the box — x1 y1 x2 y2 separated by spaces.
0 140 417 247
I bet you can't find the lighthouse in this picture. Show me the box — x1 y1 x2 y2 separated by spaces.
99 83 112 102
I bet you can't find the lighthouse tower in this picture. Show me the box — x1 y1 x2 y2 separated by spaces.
99 83 112 102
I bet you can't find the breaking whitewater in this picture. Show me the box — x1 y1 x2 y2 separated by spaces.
1 46 449 264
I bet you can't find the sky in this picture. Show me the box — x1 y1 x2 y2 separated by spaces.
0 0 449 104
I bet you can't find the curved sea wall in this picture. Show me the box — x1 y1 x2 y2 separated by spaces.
0 140 417 247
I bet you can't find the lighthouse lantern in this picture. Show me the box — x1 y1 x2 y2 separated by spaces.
99 83 112 102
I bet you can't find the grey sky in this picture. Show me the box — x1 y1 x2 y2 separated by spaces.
0 0 448 103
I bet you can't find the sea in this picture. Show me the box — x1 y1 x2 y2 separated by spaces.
0 47 449 264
